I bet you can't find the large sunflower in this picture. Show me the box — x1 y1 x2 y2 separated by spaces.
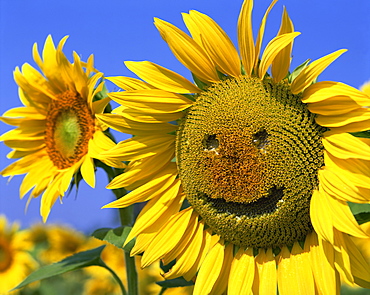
0 35 125 221
99 0 370 293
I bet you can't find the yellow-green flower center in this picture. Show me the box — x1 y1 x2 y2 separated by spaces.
177 76 326 248
45 91 95 170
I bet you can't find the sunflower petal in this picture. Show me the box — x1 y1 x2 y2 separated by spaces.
104 163 178 208
125 61 200 93
253 248 277 295
310 189 334 244
109 89 193 114
323 132 370 161
272 8 295 83
210 243 233 295
164 220 204 280
258 32 300 78
228 247 255 295
101 134 175 162
277 244 315 295
193 241 225 295
254 0 279 71
154 18 219 83
237 0 255 76
80 156 95 188
306 232 340 295
141 207 194 267
184 10 241 77
96 113 177 135
291 49 347 94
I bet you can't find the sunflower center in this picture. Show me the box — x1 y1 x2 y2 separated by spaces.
0 238 13 272
45 91 95 170
177 77 326 248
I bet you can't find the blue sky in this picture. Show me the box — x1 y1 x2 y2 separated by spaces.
1 0 369 233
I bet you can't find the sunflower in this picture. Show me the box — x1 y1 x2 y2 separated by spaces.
0 216 37 294
0 35 125 221
99 0 370 293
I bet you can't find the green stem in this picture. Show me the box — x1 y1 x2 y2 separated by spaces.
100 258 127 295
158 287 168 295
111 170 138 295
125 251 139 295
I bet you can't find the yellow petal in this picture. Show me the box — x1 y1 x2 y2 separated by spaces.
164 220 204 280
253 248 277 295
322 187 368 238
310 189 334 244
324 151 370 190
319 168 370 203
306 232 340 295
183 230 220 281
80 156 95 188
162 212 199 265
96 113 177 135
154 18 219 83
291 49 347 94
125 181 183 245
107 76 156 90
110 151 174 191
258 32 300 79
237 0 255 76
329 119 370 133
316 108 370 128
141 207 194 267
125 61 200 93
228 247 255 295
323 132 370 161
184 10 241 77
103 163 178 208
277 243 315 295
113 105 184 123
210 243 233 295
101 134 175 162
271 7 295 83
193 241 225 295
109 89 193 114
254 0 278 71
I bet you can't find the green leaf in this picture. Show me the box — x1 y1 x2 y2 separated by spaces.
354 212 370 225
156 277 194 288
288 59 311 83
351 130 370 139
13 246 106 290
191 73 208 91
92 226 132 249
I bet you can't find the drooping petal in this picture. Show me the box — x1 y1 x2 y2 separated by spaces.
310 189 334 244
291 49 347 94
80 155 95 188
210 243 233 295
193 241 225 295
277 244 315 295
252 248 277 295
228 247 255 295
305 232 340 295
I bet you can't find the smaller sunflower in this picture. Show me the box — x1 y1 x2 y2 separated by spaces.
0 216 37 294
0 35 125 221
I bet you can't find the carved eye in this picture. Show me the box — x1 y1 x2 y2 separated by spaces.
203 134 219 151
